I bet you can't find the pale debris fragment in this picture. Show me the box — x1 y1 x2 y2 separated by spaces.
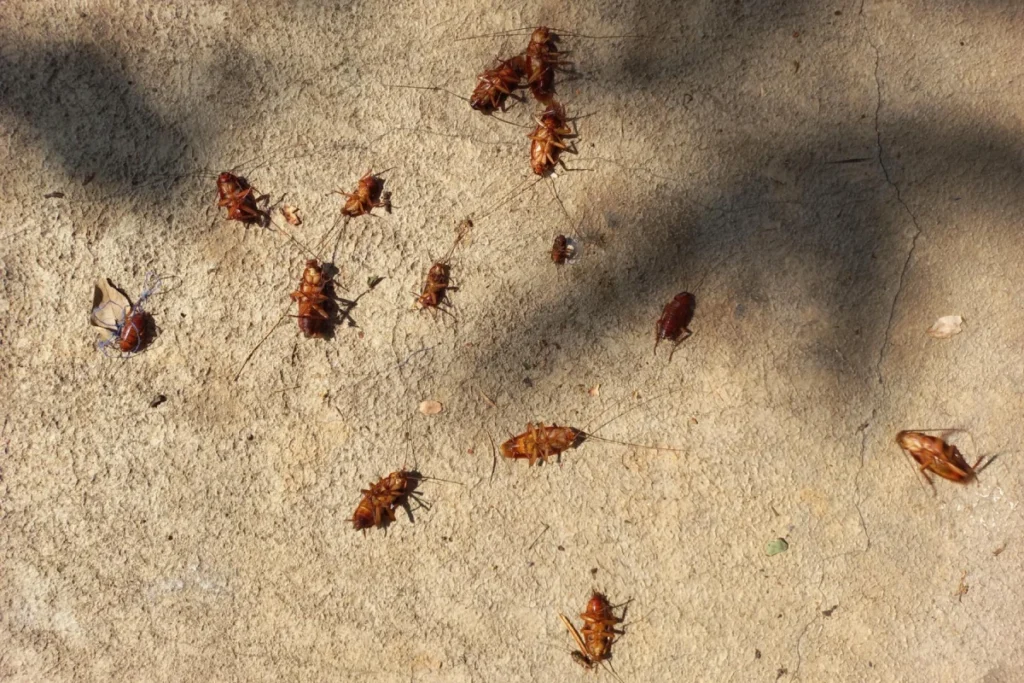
281 205 302 225
90 278 131 342
418 400 443 415
587 384 600 397
927 315 963 339
765 538 789 556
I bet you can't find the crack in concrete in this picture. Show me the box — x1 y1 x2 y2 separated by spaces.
870 41 923 390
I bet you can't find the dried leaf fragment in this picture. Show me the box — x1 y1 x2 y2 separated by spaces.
281 205 302 225
927 315 963 339
418 400 443 415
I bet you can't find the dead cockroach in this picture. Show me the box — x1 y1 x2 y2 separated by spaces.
216 171 268 226
523 27 572 103
559 592 625 675
896 430 985 493
578 592 623 665
90 275 161 357
501 423 586 466
337 169 391 218
416 219 472 314
290 259 337 338
551 233 581 265
655 292 695 361
352 469 425 533
470 55 528 114
529 101 574 176
500 391 684 466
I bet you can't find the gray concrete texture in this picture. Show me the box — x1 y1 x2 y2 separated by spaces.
1 0 1022 681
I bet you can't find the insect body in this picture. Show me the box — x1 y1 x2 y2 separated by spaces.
523 27 571 103
655 292 695 360
216 172 267 225
416 219 471 314
290 259 334 338
896 430 984 492
90 276 161 357
579 592 622 664
352 470 422 532
470 56 527 114
529 102 573 176
551 234 580 265
560 592 624 672
338 170 391 217
500 424 586 466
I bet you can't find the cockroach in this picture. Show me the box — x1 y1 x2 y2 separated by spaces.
290 259 335 338
559 592 624 677
352 469 424 532
337 170 390 218
500 423 586 466
529 101 574 176
416 219 472 314
579 592 623 664
499 391 684 466
896 430 985 493
470 56 527 114
216 171 268 226
523 27 572 103
90 275 161 358
655 292 695 361
551 234 581 265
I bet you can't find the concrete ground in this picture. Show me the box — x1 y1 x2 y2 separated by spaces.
2 1 1022 681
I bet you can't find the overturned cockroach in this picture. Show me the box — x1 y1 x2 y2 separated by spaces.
90 275 161 358
416 219 472 314
529 101 574 176
524 27 572 103
471 56 528 114
579 592 622 665
896 430 985 493
352 469 425 533
500 392 683 466
337 170 391 218
560 592 624 675
216 171 269 226
655 292 695 361
501 424 586 467
290 259 337 338
551 233 581 265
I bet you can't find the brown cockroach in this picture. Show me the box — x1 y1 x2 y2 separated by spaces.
416 219 472 314
470 55 528 114
579 592 623 664
551 233 581 265
500 391 684 466
352 469 424 532
655 292 696 361
559 592 625 675
500 423 586 466
337 170 391 218
896 430 985 493
529 101 574 176
216 171 268 226
90 275 161 357
523 27 572 103
290 259 336 338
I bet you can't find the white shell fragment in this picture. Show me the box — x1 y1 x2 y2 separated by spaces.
927 315 964 339
90 278 131 342
418 400 443 415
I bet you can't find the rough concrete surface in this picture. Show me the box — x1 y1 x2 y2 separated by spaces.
1 1 1023 681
